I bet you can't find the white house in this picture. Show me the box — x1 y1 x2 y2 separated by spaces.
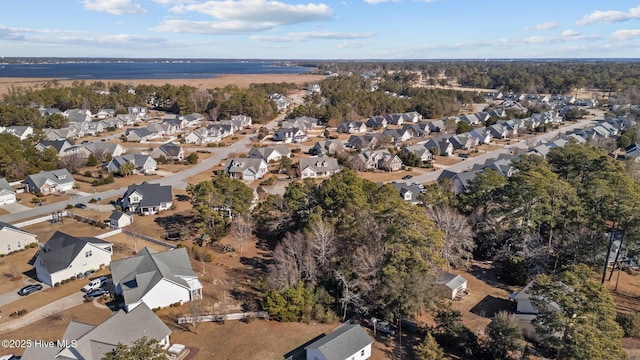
0 222 37 255
273 127 307 143
225 158 268 180
299 157 340 179
109 211 134 229
35 231 113 286
105 154 157 175
22 303 171 360
305 324 372 360
23 169 75 195
248 145 291 163
120 182 173 215
435 272 468 300
111 247 203 312
0 178 16 205
151 142 185 162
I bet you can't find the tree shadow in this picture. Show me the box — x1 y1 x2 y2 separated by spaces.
469 294 512 318
154 213 194 237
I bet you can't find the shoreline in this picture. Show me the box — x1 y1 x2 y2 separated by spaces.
0 73 327 96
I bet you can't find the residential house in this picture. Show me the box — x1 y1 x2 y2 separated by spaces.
427 120 446 133
390 182 423 203
299 157 341 179
0 222 37 255
106 154 157 175
281 116 318 131
402 123 430 138
95 108 116 119
304 324 372 360
61 144 93 159
163 118 187 133
510 281 561 342
434 272 468 300
35 231 113 286
111 247 203 312
307 84 321 93
152 142 185 162
35 139 75 157
365 115 387 129
116 114 139 125
184 127 222 145
382 128 414 143
177 113 205 127
22 304 171 360
231 114 252 127
0 178 16 205
248 145 291 163
449 134 480 150
43 127 79 141
83 142 127 159
64 109 92 124
355 150 404 172
437 169 482 194
38 107 63 117
487 123 510 139
424 137 454 157
109 211 134 229
84 121 105 136
337 121 368 134
270 93 292 111
128 106 147 118
225 158 268 180
403 145 433 163
125 127 154 142
402 111 422 123
120 182 173 215
99 117 125 129
486 108 507 118
146 123 173 137
310 139 344 156
346 133 384 150
273 127 308 143
469 127 493 144
23 169 75 195
458 112 489 125
385 113 405 125
3 126 33 140
625 143 640 161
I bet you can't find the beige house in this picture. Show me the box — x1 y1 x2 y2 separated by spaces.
0 222 37 255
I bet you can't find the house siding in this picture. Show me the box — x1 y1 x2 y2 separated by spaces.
0 229 37 255
0 192 16 205
37 244 111 286
130 279 191 311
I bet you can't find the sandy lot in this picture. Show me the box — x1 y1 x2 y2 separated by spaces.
0 74 327 96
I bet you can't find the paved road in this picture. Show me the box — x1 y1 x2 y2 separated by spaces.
0 292 85 334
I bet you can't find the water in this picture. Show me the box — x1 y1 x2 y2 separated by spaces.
0 61 313 79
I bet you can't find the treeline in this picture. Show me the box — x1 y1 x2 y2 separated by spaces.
0 134 59 180
309 61 640 95
2 80 300 123
288 75 483 125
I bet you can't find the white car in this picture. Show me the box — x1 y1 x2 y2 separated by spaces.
81 276 108 292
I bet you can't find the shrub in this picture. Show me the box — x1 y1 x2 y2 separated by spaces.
89 198 98 204
54 282 60 287
65 204 73 209
84 171 92 177
617 312 640 338
291 148 302 153
61 279 68 284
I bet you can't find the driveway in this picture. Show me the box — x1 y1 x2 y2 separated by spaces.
0 202 31 214
0 278 43 308
0 292 85 333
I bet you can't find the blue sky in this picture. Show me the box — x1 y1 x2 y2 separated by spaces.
0 0 639 59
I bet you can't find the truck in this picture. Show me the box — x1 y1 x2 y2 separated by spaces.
369 317 396 337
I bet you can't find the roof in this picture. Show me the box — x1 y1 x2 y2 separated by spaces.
0 178 15 193
108 153 154 170
111 247 199 305
24 168 75 188
123 182 173 208
22 303 170 360
0 221 33 236
38 231 111 274
436 272 467 291
157 142 182 157
299 157 340 173
109 211 133 221
226 157 266 175
305 324 372 360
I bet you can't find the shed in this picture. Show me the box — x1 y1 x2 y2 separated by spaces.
436 272 468 299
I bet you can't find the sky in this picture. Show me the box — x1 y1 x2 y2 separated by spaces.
1 0 640 59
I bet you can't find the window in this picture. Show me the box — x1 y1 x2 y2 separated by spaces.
361 349 365 356
85 250 92 257
17 241 21 249
7 244 10 251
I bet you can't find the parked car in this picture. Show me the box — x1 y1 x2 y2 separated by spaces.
369 317 396 337
0 354 19 360
75 203 87 209
18 284 43 296
84 288 109 299
401 175 413 180
81 276 108 292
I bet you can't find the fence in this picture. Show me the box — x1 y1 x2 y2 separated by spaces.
13 211 69 228
177 311 269 324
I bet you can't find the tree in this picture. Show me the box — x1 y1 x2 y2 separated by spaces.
102 336 166 360
231 213 255 253
531 264 626 360
118 161 135 177
306 218 336 270
456 122 473 134
186 152 199 165
485 311 525 360
86 154 98 167
416 333 444 360
424 206 475 271
188 299 207 335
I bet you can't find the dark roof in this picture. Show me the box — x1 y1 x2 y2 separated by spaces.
305 324 372 360
158 143 182 157
123 182 172 208
38 231 110 273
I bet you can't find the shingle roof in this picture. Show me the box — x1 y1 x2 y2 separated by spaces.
38 231 110 273
25 169 75 188
0 178 15 193
123 182 172 208
111 247 197 305
305 324 372 360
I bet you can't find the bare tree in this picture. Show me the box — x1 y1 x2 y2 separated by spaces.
334 271 365 321
267 232 317 290
425 206 475 271
231 213 255 253
59 153 85 173
307 219 336 270
93 148 107 163
188 299 207 334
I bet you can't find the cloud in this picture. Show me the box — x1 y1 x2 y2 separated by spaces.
611 29 640 40
561 29 580 37
337 41 368 48
154 20 274 34
170 0 332 24
363 0 438 4
577 6 640 25
533 22 557 30
251 30 374 42
82 0 147 15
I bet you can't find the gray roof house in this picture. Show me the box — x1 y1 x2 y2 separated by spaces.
35 231 113 286
225 157 268 180
434 272 468 300
248 145 291 163
120 182 173 215
22 303 171 360
35 139 75 157
0 178 16 205
0 221 37 255
390 182 423 203
111 247 203 312
299 157 341 179
109 211 134 229
310 139 344 156
273 127 308 143
151 142 185 162
3 125 34 140
106 154 157 175
337 121 368 134
304 324 373 360
424 137 454 157
365 115 387 129
403 145 432 163
23 168 75 195
125 127 154 142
